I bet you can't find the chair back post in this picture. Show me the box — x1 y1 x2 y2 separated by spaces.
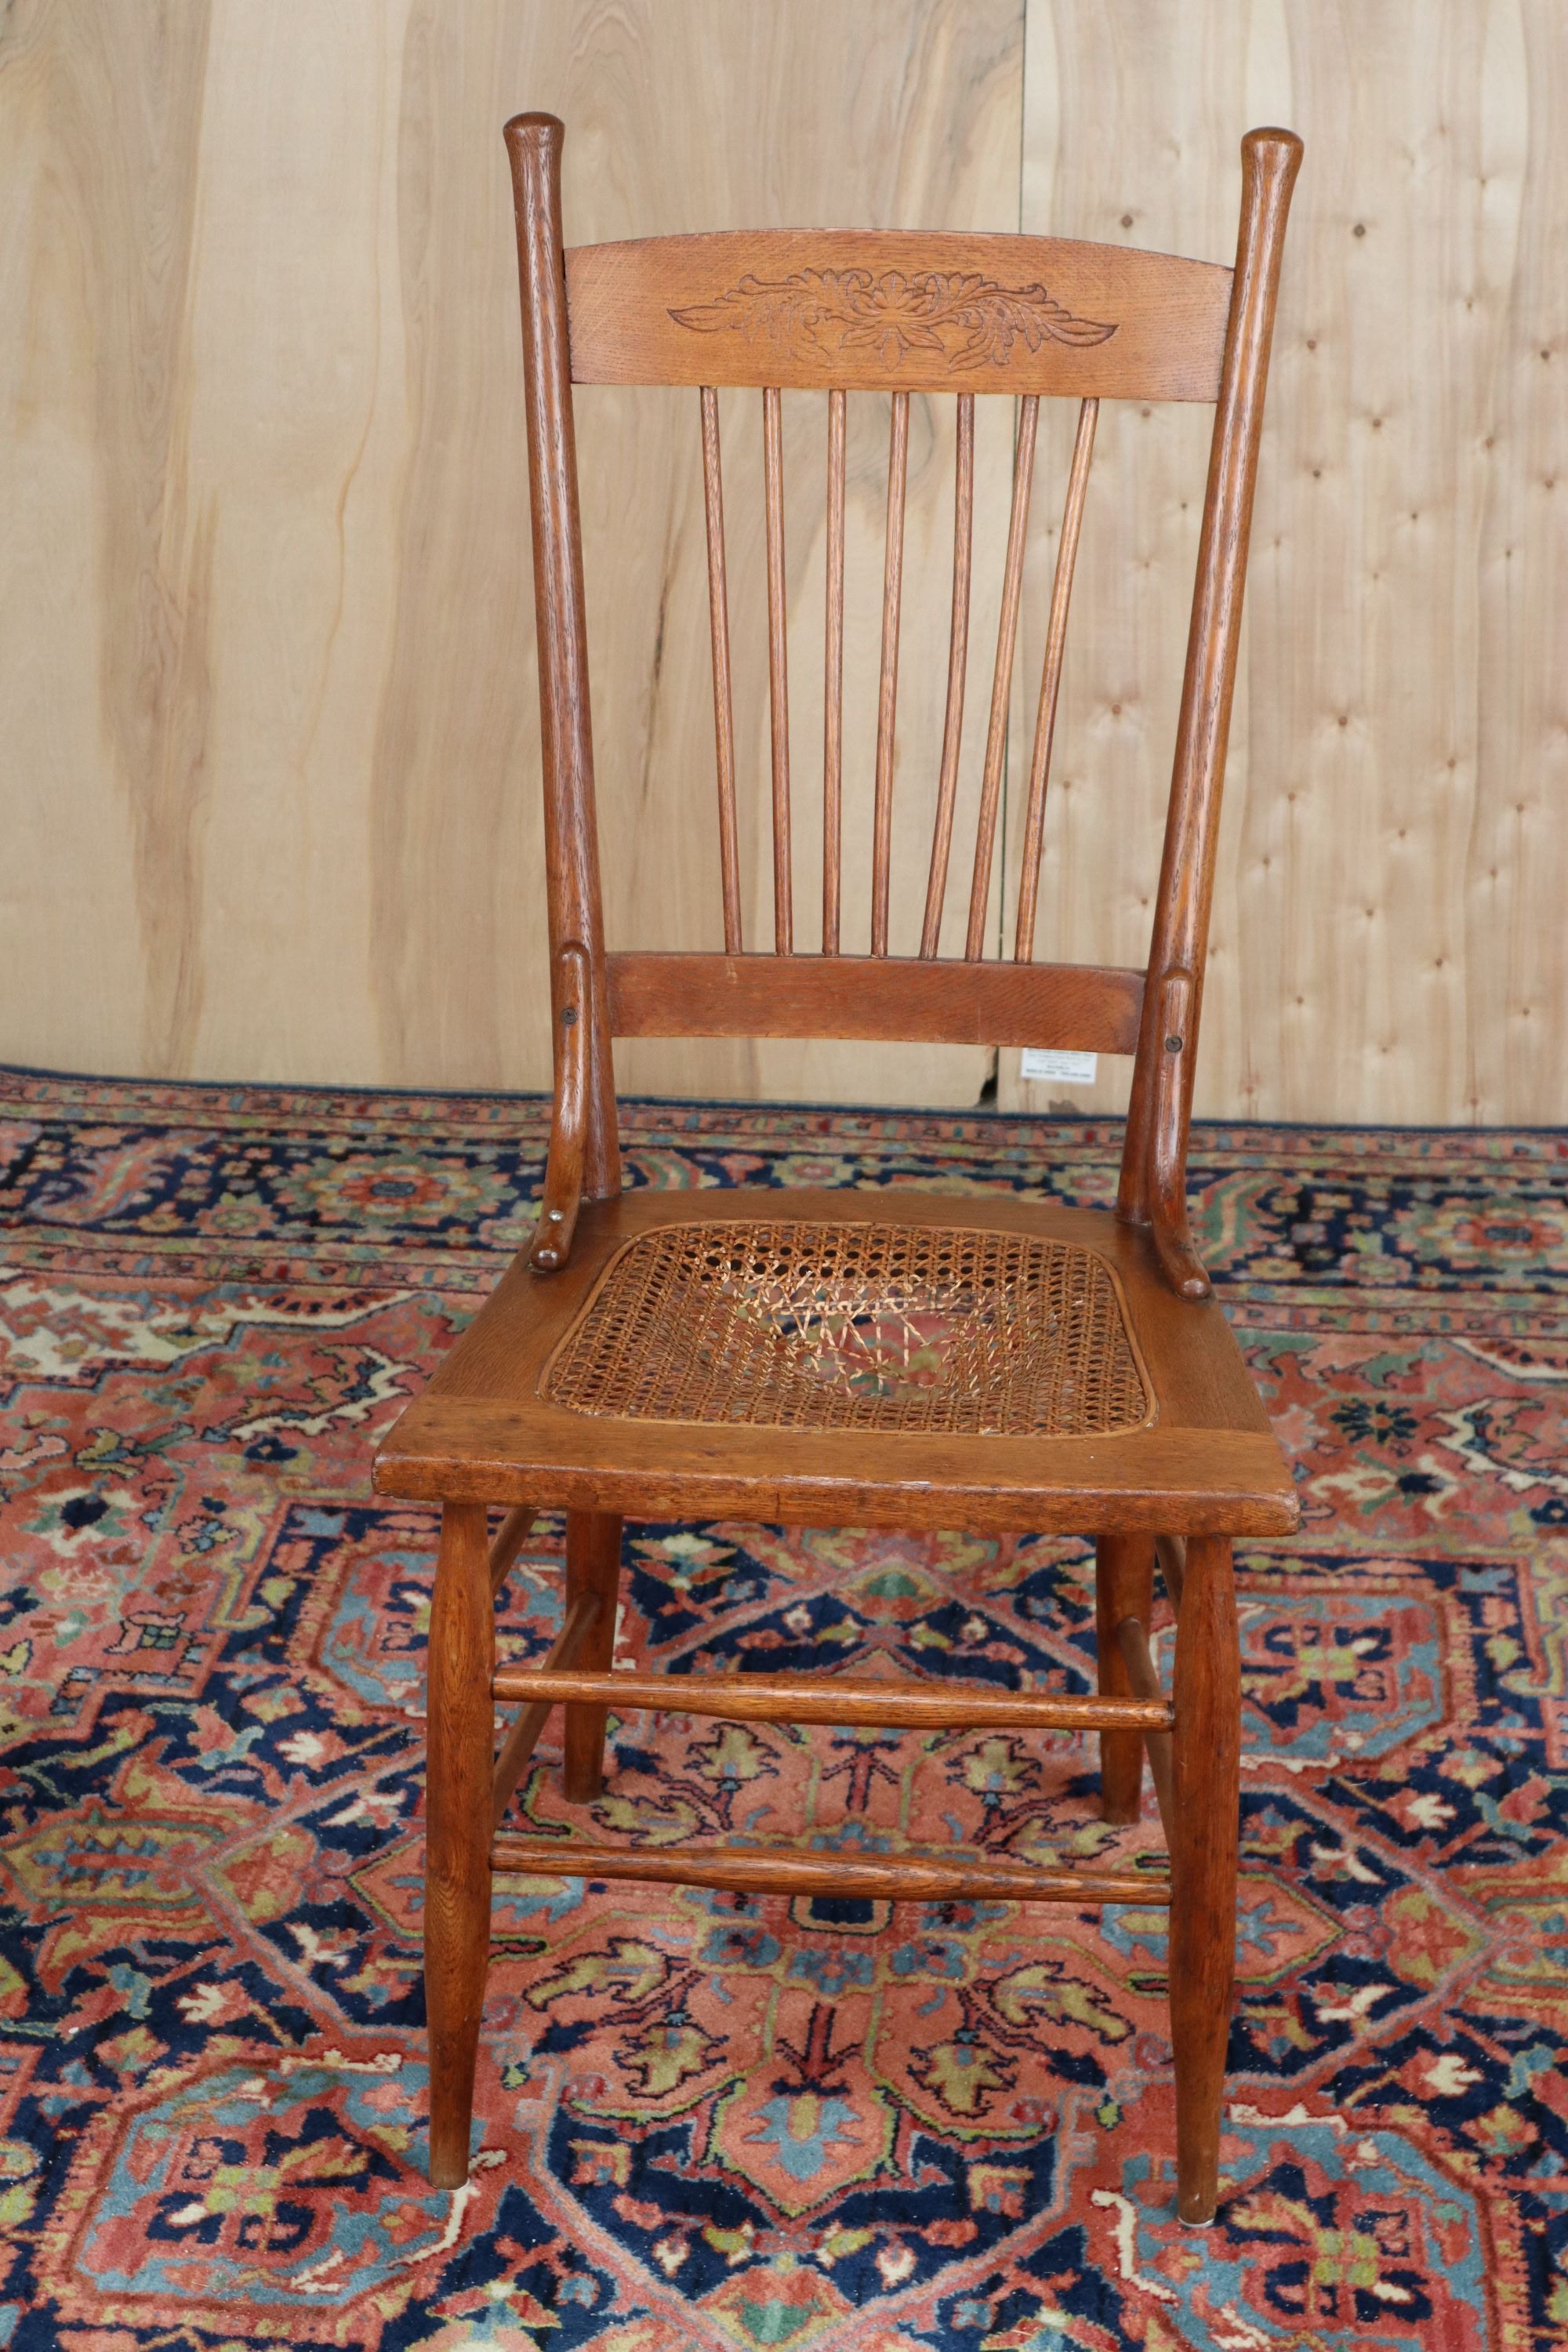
505 112 621 1200
1118 129 1302 1282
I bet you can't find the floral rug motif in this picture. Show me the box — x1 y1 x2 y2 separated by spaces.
1 1066 1566 2350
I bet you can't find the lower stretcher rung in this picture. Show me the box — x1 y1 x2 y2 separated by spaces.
488 1833 1169 1907
488 1664 1173 1734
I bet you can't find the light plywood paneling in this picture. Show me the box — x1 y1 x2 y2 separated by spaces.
1005 0 1567 1128
3 2 1566 1123
0 0 1024 1107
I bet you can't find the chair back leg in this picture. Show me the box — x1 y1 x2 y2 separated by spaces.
1167 1532 1241 2225
425 1501 495 2188
1094 1533 1155 1823
563 1510 624 1801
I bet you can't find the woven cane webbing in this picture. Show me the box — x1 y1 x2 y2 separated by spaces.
543 1220 1149 1437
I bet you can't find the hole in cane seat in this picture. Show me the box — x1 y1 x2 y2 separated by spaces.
543 1218 1150 1437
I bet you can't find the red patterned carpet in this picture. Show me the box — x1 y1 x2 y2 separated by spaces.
1 1066 1566 2350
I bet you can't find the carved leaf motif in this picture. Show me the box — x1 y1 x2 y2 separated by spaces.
670 267 1117 367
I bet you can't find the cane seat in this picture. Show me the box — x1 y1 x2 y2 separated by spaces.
543 1214 1149 1437
376 1188 1291 1535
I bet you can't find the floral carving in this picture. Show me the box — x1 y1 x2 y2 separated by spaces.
669 267 1117 368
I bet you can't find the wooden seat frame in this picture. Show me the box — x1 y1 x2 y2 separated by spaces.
376 114 1303 2227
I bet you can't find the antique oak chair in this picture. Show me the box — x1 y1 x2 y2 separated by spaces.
376 115 1303 2227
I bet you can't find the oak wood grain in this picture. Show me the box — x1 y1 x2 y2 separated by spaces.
424 1501 492 2189
1116 1610 1178 1847
699 386 743 953
871 392 909 956
491 1834 1169 1908
1168 1532 1240 2225
506 115 621 1196
1119 132 1301 1246
561 1508 622 1802
528 938 590 1272
487 1504 539 1597
1156 1530 1188 1614
762 384 793 953
489 1585 601 1829
1014 395 1098 960
1095 1533 1155 1824
606 950 1145 1049
395 95 1303 2208
967 395 1039 957
388 1402 1297 1536
489 1665 1174 1734
822 387 847 954
374 1186 1298 1537
565 229 1232 398
922 391 975 956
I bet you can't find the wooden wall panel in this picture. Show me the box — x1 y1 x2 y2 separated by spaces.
0 2 213 1080
2 2 1566 1124
1005 0 1568 1127
0 0 1022 1107
1472 0 1568 1126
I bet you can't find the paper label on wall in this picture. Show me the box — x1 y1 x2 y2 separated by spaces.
1019 1049 1098 1084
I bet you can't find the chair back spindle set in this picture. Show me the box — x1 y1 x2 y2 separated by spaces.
376 114 1304 2227
699 377 1094 970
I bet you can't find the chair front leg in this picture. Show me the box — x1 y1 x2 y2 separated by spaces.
1168 1531 1240 2226
425 1500 494 2189
1094 1534 1155 1824
563 1509 623 1802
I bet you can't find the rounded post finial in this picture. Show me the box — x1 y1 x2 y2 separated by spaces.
504 111 564 156
1240 125 1304 191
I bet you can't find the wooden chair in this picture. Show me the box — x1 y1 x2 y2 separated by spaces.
376 114 1303 2227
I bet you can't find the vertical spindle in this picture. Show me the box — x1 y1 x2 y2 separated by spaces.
922 394 975 956
763 387 793 954
823 389 846 955
872 392 909 956
1014 397 1098 960
700 388 742 953
967 395 1040 959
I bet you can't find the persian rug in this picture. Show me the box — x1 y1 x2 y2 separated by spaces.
0 1065 1565 2352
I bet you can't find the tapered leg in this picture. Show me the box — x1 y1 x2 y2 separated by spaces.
1168 1533 1240 2226
1095 1533 1155 1824
563 1510 622 1802
425 1501 493 2189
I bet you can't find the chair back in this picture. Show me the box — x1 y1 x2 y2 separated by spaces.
505 115 1301 1296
